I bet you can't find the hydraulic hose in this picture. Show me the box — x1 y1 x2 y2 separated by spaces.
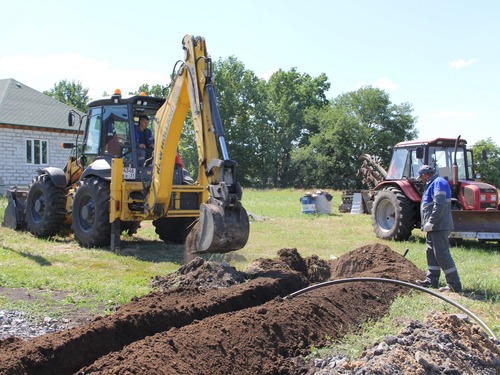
284 277 497 341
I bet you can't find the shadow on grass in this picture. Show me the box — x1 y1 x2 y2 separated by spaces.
112 238 186 264
3 245 52 266
409 233 499 252
462 289 499 303
451 239 500 252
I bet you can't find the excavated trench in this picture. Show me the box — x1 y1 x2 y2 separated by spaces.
0 244 426 374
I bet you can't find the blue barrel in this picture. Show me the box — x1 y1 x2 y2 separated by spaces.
300 195 316 214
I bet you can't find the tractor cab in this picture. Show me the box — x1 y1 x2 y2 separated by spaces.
69 90 166 182
385 138 473 192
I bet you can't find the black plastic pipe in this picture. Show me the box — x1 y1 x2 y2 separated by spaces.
284 277 497 341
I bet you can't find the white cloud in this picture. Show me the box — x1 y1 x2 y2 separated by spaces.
258 68 277 81
0 54 169 99
433 110 475 118
350 78 399 92
449 58 477 68
351 81 367 91
372 78 400 91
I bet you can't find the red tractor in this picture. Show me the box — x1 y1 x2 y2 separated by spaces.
371 136 500 242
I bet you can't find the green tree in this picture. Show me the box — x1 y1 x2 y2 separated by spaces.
132 84 169 97
264 68 330 187
291 86 418 189
44 80 89 112
177 57 268 185
472 138 500 188
210 56 266 185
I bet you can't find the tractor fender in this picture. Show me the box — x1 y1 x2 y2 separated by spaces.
80 158 112 182
374 180 421 203
39 167 67 188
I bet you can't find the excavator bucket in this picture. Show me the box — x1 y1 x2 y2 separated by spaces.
2 187 28 230
451 210 500 240
185 203 249 254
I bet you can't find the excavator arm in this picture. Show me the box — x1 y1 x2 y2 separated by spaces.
147 35 249 253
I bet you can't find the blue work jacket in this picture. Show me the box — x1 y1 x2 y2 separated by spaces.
420 174 454 231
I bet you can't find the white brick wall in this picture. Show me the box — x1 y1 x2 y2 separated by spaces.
0 128 77 194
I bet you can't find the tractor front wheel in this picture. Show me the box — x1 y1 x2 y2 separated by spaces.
72 177 111 247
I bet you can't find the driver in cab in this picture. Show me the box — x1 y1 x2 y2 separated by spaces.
135 115 154 166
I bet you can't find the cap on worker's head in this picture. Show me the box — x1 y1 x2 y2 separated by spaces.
418 164 434 176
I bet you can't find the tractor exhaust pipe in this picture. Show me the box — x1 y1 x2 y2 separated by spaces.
452 135 461 188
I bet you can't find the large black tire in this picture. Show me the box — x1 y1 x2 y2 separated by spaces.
371 187 417 241
153 217 195 244
25 175 67 237
71 177 111 247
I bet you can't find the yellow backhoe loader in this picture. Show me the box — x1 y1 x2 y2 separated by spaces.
2 35 249 254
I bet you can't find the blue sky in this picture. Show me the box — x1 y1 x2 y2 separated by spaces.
1 0 499 146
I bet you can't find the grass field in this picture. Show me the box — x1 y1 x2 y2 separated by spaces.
0 189 499 345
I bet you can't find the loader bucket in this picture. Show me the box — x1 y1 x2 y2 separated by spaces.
451 210 500 240
2 187 28 230
185 203 250 254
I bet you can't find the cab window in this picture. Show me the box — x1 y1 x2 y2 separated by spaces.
102 106 130 158
84 107 102 155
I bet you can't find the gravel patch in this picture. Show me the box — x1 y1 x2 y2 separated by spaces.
0 310 71 340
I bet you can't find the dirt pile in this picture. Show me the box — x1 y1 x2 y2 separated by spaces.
151 257 247 291
6 243 491 375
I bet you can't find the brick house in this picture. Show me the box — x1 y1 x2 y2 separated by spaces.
0 78 84 194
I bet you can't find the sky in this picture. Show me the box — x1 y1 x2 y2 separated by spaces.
1 0 499 146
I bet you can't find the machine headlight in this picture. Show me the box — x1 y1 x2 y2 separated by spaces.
480 194 486 202
492 195 497 202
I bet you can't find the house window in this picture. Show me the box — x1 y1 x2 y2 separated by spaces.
26 139 49 165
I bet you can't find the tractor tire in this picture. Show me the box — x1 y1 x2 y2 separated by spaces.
153 217 195 244
71 177 111 247
371 187 417 241
25 175 67 237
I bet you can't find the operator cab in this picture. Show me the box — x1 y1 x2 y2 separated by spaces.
385 138 474 194
73 90 166 182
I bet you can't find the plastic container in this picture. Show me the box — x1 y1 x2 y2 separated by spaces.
314 191 333 214
300 194 316 214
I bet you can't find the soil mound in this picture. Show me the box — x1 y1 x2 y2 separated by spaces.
330 243 420 281
3 244 495 375
152 257 247 291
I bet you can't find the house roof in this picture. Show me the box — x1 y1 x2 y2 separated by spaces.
0 78 83 131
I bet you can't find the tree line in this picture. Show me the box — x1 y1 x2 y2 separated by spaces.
44 57 500 189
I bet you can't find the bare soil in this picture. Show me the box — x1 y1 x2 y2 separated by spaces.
0 243 498 374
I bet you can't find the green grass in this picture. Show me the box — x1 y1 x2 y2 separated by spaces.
0 190 499 343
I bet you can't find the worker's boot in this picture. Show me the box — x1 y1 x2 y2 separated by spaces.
415 278 438 288
415 270 439 288
441 270 462 292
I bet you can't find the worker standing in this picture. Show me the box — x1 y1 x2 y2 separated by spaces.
415 165 463 292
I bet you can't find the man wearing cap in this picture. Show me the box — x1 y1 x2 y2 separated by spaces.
416 164 463 292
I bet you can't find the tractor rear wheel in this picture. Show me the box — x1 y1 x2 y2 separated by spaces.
26 175 66 237
72 177 111 247
371 187 417 241
153 217 195 244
